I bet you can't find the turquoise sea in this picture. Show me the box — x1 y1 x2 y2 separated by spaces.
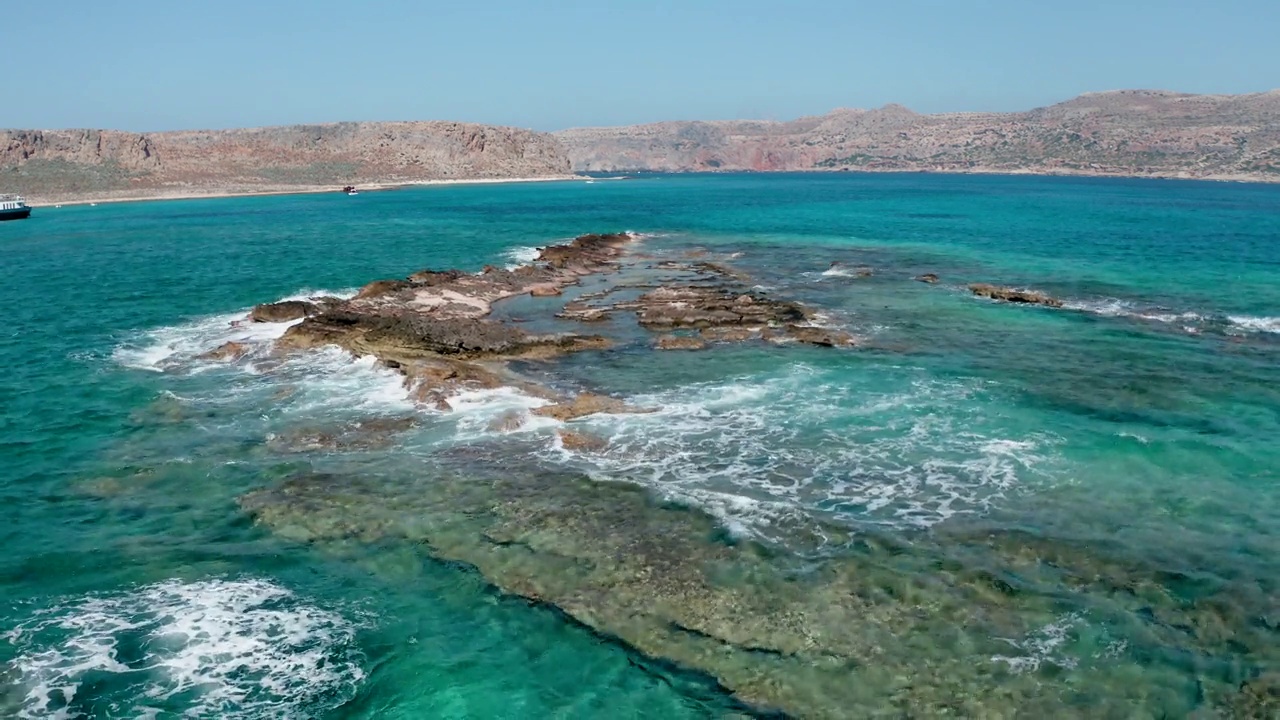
2 173 1279 718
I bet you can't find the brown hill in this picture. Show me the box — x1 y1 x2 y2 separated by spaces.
1 121 571 204
556 90 1280 182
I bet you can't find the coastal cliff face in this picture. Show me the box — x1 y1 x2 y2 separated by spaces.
1 122 571 203
557 90 1280 181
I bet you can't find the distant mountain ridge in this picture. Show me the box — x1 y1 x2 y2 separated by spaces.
1 121 570 204
555 90 1280 182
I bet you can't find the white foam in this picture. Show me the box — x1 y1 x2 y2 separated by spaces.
1061 297 1222 335
1064 298 1280 336
991 613 1081 673
819 265 870 279
447 386 556 440
535 364 1058 541
1227 315 1280 334
5 578 365 719
502 246 542 269
113 288 355 373
271 349 415 416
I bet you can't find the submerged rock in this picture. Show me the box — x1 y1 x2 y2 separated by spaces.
557 429 608 452
916 273 940 284
969 283 1064 307
267 415 419 453
489 410 528 433
239 464 1220 718
656 334 707 351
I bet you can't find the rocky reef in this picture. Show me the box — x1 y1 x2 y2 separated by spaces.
237 456 1280 718
259 232 858 416
217 234 1277 717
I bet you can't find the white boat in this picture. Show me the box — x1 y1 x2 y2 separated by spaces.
0 194 31 221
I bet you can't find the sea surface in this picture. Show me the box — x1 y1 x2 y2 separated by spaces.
2 173 1278 718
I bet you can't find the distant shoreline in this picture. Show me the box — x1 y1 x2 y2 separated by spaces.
573 166 1280 185
29 175 582 208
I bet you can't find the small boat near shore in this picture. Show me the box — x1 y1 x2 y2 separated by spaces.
0 194 31 221
342 185 359 196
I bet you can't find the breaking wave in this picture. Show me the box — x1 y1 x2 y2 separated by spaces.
501 246 542 269
1062 298 1279 335
535 363 1059 539
112 288 356 373
4 578 365 719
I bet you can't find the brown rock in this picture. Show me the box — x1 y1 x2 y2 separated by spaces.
530 284 563 297
656 334 707 351
198 340 250 361
355 279 411 300
533 393 651 421
557 429 609 452
250 301 317 323
916 273 940 284
407 269 465 285
782 325 858 347
969 283 1064 308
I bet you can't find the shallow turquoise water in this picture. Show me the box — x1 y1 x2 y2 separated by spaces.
1 174 1278 717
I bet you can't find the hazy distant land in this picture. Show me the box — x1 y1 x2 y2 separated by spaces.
1 122 571 205
4 90 1278 205
557 90 1280 182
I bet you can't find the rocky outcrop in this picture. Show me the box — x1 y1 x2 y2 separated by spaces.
557 89 1280 182
218 232 857 419
250 300 323 323
532 393 652 422
969 283 1064 308
197 340 250 361
2 121 572 204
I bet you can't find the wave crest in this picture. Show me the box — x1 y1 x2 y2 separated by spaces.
5 578 366 719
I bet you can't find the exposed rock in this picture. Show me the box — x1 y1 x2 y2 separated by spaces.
779 325 858 347
656 334 707 351
533 393 652 421
557 89 1280 183
557 429 609 452
355 280 412 300
969 283 1064 308
250 300 317 323
916 273 940 284
529 284 563 297
407 269 466 285
635 286 809 329
197 340 250 361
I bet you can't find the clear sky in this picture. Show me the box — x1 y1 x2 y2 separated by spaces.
5 0 1277 132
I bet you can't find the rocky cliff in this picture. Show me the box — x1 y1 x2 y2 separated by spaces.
557 90 1280 182
1 122 571 203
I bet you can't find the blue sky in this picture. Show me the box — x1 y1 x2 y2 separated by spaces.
5 0 1277 131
